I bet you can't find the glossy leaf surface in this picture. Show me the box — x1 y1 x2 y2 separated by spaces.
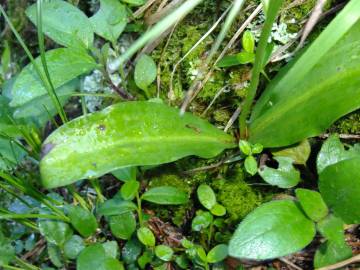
142 186 188 205
295 188 328 222
26 0 94 48
249 2 360 147
68 206 98 238
10 48 97 107
40 101 234 188
319 158 360 224
229 200 316 260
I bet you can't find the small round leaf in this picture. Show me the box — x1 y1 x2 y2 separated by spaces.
137 227 155 247
197 184 216 210
155 245 174 261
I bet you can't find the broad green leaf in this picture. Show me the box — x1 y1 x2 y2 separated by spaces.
97 198 137 216
242 31 255 53
319 158 360 224
314 241 352 269
122 238 142 264
137 227 155 247
295 188 328 222
134 55 157 91
102 241 119 259
317 135 360 174
64 235 85 260
40 101 234 188
317 215 345 244
249 1 360 147
68 205 98 237
191 211 213 232
155 245 173 262
196 247 207 262
112 167 137 182
239 140 252 155
207 244 228 263
38 219 73 246
13 79 78 121
244 155 257 176
259 157 300 188
10 48 97 107
142 186 188 205
90 0 127 43
109 212 136 240
210 203 226 217
272 140 311 165
229 200 316 260
0 231 15 266
102 258 125 270
26 0 94 48
77 244 106 270
197 184 216 210
121 0 145 6
121 180 140 201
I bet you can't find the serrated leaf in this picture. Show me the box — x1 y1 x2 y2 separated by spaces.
134 55 157 91
40 101 234 188
229 200 316 260
26 0 94 48
90 0 127 43
319 158 360 224
317 135 360 174
249 1 360 147
142 186 188 205
10 48 97 107
197 184 216 210
259 156 300 188
295 188 328 222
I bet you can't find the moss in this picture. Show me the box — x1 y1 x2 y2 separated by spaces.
211 166 263 224
330 110 360 134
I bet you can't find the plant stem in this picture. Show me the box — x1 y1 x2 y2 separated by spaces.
90 179 105 203
14 257 40 270
36 0 68 123
108 0 204 72
238 1 284 139
136 192 143 226
0 213 69 222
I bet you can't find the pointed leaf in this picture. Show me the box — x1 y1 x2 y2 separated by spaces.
142 186 188 205
68 205 98 238
40 101 234 188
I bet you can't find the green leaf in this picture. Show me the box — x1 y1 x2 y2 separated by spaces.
207 244 228 263
0 137 27 171
138 249 154 269
48 244 63 267
0 231 15 266
77 244 106 270
109 212 136 240
137 227 155 247
155 245 173 262
102 241 119 259
229 200 316 260
217 51 255 68
121 0 145 6
319 158 360 224
102 258 125 270
192 211 213 232
142 186 188 205
249 1 360 147
244 156 257 176
242 31 255 53
112 167 137 182
259 157 300 188
134 55 157 91
90 0 127 43
122 238 142 264
317 215 345 243
121 180 140 201
239 140 252 155
64 235 85 260
10 48 97 107
272 140 311 165
197 184 216 210
68 205 98 237
251 143 263 154
210 203 226 217
97 198 137 216
26 0 94 48
196 246 207 262
295 188 328 222
38 219 73 246
317 135 360 174
40 101 234 188
314 240 352 269
0 96 22 138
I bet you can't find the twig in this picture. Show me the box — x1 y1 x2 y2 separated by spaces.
202 85 230 116
133 0 157 18
224 106 241 132
319 133 360 140
316 253 360 270
279 258 303 270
